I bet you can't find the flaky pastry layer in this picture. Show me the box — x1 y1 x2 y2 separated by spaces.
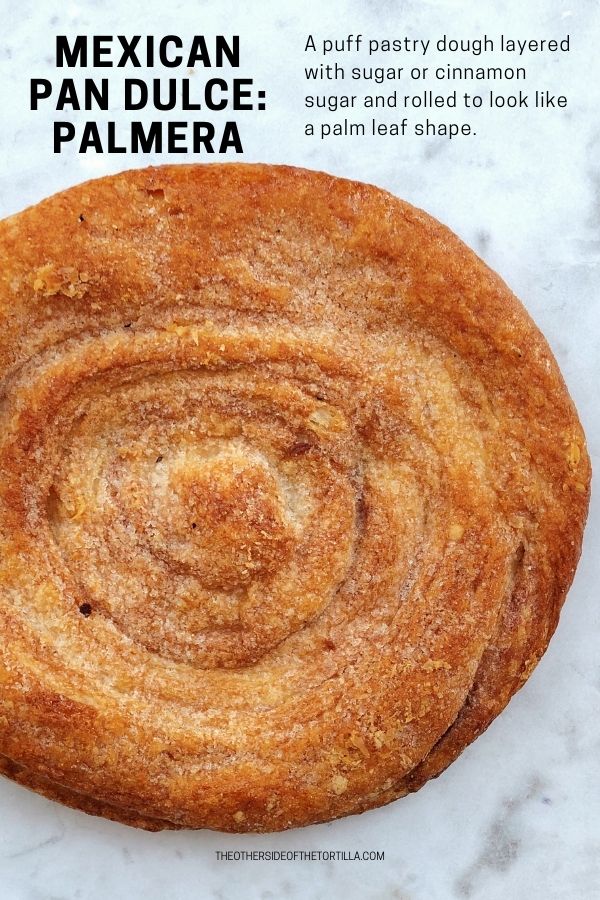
0 164 590 831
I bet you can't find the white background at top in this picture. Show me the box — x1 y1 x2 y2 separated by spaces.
0 1 599 899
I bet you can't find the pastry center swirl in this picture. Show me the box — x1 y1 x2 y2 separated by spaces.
36 357 362 669
145 446 293 586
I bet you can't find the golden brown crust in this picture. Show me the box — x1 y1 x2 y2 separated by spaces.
0 753 178 831
0 164 590 832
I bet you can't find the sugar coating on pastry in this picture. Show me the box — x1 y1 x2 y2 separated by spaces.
0 164 590 831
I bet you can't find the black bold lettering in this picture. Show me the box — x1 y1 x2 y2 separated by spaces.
117 35 141 66
188 36 210 66
56 79 80 110
193 122 215 152
205 79 227 111
30 79 52 109
54 122 75 151
233 78 252 110
215 35 239 67
125 79 148 110
132 121 163 153
93 36 113 67
168 122 187 152
80 121 103 151
56 36 87 67
160 36 183 67
220 121 242 153
85 78 108 111
153 79 177 111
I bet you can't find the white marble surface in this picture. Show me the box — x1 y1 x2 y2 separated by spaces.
0 0 599 898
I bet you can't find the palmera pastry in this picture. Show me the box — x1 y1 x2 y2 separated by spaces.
0 164 589 832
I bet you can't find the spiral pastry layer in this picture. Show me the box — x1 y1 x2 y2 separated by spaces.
0 164 590 831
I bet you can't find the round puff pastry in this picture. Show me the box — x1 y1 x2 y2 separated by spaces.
0 164 590 832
